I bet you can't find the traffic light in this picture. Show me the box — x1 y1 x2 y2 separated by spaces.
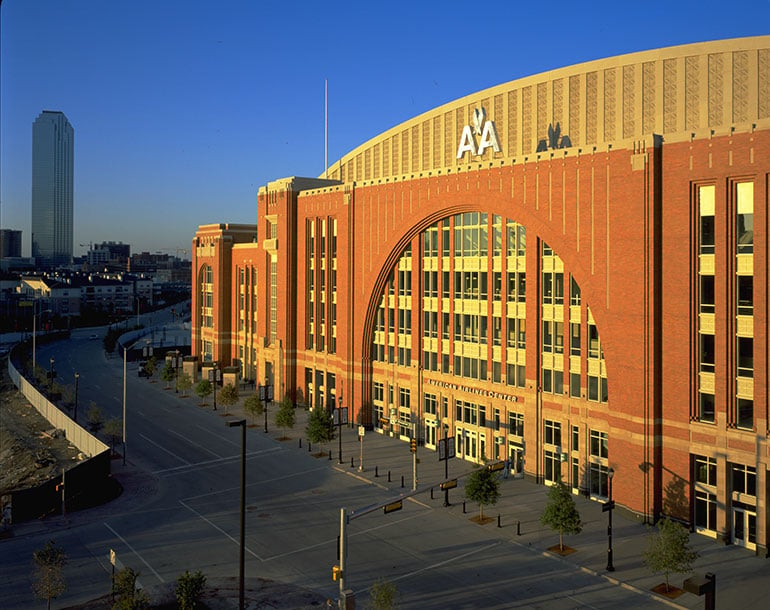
410 438 416 453
332 565 342 581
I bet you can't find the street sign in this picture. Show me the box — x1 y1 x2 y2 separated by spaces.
602 500 615 512
358 425 365 437
333 407 349 426
110 549 116 566
438 437 456 460
383 500 403 514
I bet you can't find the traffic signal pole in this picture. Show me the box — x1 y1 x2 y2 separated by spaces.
339 508 347 597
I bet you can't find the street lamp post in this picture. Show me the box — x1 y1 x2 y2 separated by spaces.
225 418 247 610
338 396 343 464
74 372 80 423
439 424 456 507
209 363 218 411
174 350 180 393
605 467 615 572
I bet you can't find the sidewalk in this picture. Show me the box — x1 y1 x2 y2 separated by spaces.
225 400 770 610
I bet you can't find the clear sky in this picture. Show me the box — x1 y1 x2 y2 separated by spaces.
1 1 768 258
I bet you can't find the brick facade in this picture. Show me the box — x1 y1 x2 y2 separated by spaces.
193 37 770 555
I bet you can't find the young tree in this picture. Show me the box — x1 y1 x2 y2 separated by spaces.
144 356 157 379
104 417 123 455
306 407 334 454
176 570 207 610
112 566 149 609
86 401 104 434
34 364 48 387
368 577 399 610
177 371 193 396
32 540 67 610
218 383 239 415
161 360 175 389
464 466 501 520
540 481 583 551
243 393 264 425
643 518 699 592
60 384 75 411
275 395 295 438
194 378 213 406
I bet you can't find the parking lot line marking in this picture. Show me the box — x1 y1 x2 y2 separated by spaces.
153 446 283 477
167 428 223 459
138 433 191 465
104 523 165 583
179 500 264 562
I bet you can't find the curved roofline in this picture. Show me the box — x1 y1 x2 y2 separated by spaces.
321 36 770 183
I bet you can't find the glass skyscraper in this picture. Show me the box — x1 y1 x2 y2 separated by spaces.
32 110 74 268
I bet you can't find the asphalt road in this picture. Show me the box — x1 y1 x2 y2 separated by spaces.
1 325 677 609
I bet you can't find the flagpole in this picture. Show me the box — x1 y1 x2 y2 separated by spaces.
324 79 328 179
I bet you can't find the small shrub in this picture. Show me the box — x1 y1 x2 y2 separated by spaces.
176 570 207 610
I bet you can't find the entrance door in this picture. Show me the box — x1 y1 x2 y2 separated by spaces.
425 420 436 450
732 506 757 551
509 444 524 478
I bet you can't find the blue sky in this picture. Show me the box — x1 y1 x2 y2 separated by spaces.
1 1 768 258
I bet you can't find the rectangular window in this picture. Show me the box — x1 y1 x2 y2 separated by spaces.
736 275 753 316
736 336 753 378
587 323 600 359
694 490 717 532
700 274 715 313
736 182 753 254
736 398 753 430
699 334 715 372
425 394 438 415
731 463 756 496
544 450 560 483
544 420 561 447
698 392 715 423
509 412 524 436
694 455 717 486
570 323 581 356
589 430 608 459
699 185 715 254
570 276 581 306
570 373 581 398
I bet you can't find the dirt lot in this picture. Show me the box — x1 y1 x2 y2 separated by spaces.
0 356 82 517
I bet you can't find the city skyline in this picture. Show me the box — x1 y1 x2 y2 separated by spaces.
1 0 768 257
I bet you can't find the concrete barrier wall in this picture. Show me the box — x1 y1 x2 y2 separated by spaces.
7 358 109 457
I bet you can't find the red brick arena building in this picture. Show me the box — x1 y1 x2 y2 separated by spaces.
193 37 770 554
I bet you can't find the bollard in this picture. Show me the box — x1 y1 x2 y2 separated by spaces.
401 475 404 488
329 450 332 460
351 457 354 468
299 438 302 448
375 466 379 478
388 470 391 482
517 520 521 536
497 515 501 528
308 442 312 452
431 487 434 499
463 501 466 514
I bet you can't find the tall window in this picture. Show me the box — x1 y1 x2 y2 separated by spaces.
734 181 754 430
200 264 213 329
693 455 717 533
269 259 277 344
697 185 716 422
